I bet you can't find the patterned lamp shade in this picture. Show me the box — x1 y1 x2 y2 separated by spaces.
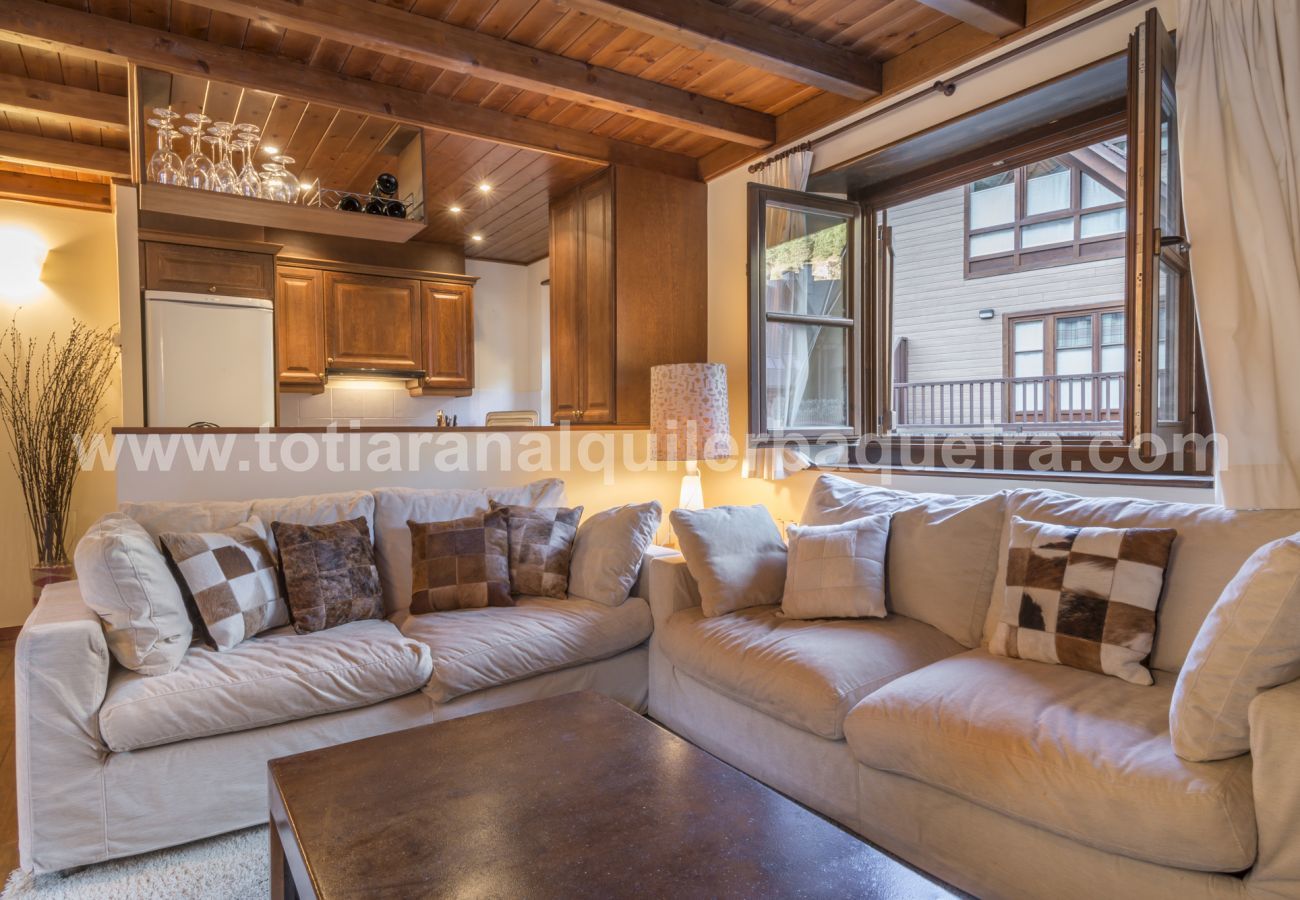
650 363 730 461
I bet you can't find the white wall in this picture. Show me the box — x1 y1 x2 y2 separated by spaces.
703 0 1209 524
0 200 122 628
279 258 550 427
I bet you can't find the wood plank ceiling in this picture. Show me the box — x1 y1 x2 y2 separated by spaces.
0 0 1089 262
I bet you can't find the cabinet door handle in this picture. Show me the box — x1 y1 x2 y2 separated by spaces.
208 284 218 293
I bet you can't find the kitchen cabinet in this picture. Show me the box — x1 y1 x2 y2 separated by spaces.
324 271 422 374
144 241 274 299
411 281 474 396
275 266 327 394
274 261 475 395
548 166 707 425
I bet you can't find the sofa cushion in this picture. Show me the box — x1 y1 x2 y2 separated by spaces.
659 605 963 740
1172 534 1300 761
252 490 376 550
99 619 432 752
374 480 566 619
74 513 192 675
568 501 662 607
670 505 788 617
401 595 651 702
990 489 1300 673
801 475 1007 648
780 516 890 620
843 650 1256 872
121 491 376 549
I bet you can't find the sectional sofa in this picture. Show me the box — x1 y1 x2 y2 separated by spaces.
648 476 1300 900
15 480 666 874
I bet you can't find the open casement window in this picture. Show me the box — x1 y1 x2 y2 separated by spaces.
747 183 861 439
1128 8 1196 445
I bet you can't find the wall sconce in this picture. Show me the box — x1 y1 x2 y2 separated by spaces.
978 308 995 320
0 227 49 301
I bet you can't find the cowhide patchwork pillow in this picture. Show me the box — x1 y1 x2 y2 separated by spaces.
492 502 583 599
160 517 288 651
989 516 1177 685
408 508 511 612
271 517 385 633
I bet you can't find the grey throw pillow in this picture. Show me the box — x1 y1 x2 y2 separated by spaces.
568 501 663 606
670 505 787 617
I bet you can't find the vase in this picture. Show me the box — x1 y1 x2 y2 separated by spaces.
31 563 74 605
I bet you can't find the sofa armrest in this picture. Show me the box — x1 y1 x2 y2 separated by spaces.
1247 678 1300 897
647 554 698 631
629 544 681 602
16 580 111 872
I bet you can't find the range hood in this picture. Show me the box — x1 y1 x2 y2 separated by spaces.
325 365 427 381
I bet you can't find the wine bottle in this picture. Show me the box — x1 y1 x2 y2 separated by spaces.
385 199 407 219
372 173 398 197
364 196 386 215
337 195 362 212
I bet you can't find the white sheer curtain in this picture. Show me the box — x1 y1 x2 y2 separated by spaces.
1178 0 1300 508
749 149 815 480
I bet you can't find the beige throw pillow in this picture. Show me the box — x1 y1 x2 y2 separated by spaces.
781 515 890 620
75 513 193 675
568 501 663 606
1171 535 1300 761
670 505 787 617
160 517 289 652
800 475 1006 647
989 516 1176 685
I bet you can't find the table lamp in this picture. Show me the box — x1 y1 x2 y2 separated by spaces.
649 363 730 511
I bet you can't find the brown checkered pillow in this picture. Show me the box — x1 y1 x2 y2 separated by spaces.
160 517 288 651
271 518 385 634
492 502 584 599
990 516 1177 685
409 508 511 613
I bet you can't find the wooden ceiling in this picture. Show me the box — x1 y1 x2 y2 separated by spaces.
0 0 1090 261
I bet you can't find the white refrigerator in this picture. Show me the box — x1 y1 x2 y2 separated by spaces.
145 290 276 427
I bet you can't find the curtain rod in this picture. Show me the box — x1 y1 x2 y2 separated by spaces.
747 0 1148 169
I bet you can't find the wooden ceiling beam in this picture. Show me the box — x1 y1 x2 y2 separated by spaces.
179 0 774 148
0 72 128 130
0 130 129 178
0 0 701 181
556 0 882 101
912 0 1026 37
0 169 112 211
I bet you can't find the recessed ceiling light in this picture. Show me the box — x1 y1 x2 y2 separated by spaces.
449 205 462 213
471 234 484 242
262 145 280 155
478 182 491 193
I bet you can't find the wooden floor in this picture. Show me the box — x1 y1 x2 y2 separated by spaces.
1 637 17 875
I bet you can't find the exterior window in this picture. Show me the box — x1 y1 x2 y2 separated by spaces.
747 184 859 438
964 142 1128 278
1005 307 1125 427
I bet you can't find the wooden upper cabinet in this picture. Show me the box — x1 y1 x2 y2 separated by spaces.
548 166 706 425
144 241 274 299
276 266 326 394
324 271 421 373
549 191 583 421
412 280 474 396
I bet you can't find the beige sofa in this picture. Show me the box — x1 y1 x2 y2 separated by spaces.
648 479 1300 900
17 482 665 874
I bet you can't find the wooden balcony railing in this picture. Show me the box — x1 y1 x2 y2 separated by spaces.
893 373 1125 430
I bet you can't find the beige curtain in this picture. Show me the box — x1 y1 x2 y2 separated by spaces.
749 149 814 480
1178 0 1300 508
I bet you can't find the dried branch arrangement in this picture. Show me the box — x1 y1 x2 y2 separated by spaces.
0 317 118 566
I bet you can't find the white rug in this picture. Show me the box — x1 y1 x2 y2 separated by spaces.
3 827 268 900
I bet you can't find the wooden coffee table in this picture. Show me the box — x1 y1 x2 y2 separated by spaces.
268 691 954 899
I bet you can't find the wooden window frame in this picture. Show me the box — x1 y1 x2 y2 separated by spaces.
963 152 1128 279
747 182 862 441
